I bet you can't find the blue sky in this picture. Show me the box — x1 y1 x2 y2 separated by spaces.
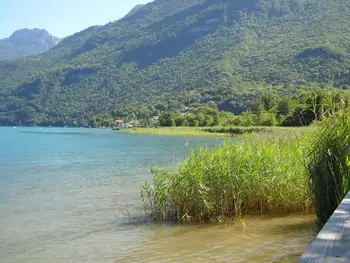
0 0 152 39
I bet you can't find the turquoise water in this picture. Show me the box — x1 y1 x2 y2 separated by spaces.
0 127 313 263
0 127 221 262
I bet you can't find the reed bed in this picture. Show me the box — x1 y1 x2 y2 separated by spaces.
141 136 312 222
140 111 350 227
123 127 226 137
204 126 270 135
126 126 310 137
306 110 350 230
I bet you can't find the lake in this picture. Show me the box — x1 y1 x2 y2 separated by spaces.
0 127 314 262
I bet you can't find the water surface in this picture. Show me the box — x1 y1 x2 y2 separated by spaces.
0 127 313 262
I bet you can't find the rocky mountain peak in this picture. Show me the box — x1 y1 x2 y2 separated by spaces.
0 28 60 60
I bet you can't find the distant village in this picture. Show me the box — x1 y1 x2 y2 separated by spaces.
91 106 197 130
113 116 159 129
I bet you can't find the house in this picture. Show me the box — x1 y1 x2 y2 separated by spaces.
151 116 159 124
115 120 124 127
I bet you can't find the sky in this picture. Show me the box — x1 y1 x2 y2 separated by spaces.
0 0 152 39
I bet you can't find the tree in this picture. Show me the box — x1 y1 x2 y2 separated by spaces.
258 112 277 126
204 115 214 126
159 112 175 127
155 103 167 112
219 111 237 126
196 107 219 126
174 115 185 126
148 119 155 127
184 113 197 127
101 117 112 127
240 112 257 126
196 113 205 126
261 92 277 112
277 99 291 116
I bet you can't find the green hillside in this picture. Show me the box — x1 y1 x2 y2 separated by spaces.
0 0 349 126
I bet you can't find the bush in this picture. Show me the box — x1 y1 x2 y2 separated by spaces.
159 112 175 127
258 112 278 126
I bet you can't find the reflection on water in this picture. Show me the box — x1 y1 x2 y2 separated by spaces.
0 128 314 263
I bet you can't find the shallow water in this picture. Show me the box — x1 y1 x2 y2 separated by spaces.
0 127 314 262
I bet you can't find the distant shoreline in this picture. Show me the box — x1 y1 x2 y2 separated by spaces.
120 126 314 137
1 125 312 138
120 127 228 137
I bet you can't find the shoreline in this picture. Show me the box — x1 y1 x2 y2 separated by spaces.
119 126 312 137
3 125 314 138
119 127 231 137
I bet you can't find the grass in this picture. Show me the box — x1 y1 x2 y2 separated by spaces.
121 127 223 137
204 126 270 134
141 131 312 222
122 126 311 137
140 120 350 227
306 109 350 230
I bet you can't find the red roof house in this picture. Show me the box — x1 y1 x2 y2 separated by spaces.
115 120 124 127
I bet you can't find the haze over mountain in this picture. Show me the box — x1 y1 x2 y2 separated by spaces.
0 0 349 126
0 28 60 60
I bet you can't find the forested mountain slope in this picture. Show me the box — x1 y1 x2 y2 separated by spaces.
0 0 349 126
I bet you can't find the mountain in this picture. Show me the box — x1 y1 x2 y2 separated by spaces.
0 28 60 60
0 0 350 126
125 4 145 17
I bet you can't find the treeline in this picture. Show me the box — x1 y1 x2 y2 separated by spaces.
155 89 348 128
0 0 349 127
249 89 346 127
0 87 347 129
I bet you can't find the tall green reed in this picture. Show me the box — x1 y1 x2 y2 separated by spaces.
204 126 269 135
306 107 350 230
141 135 311 222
